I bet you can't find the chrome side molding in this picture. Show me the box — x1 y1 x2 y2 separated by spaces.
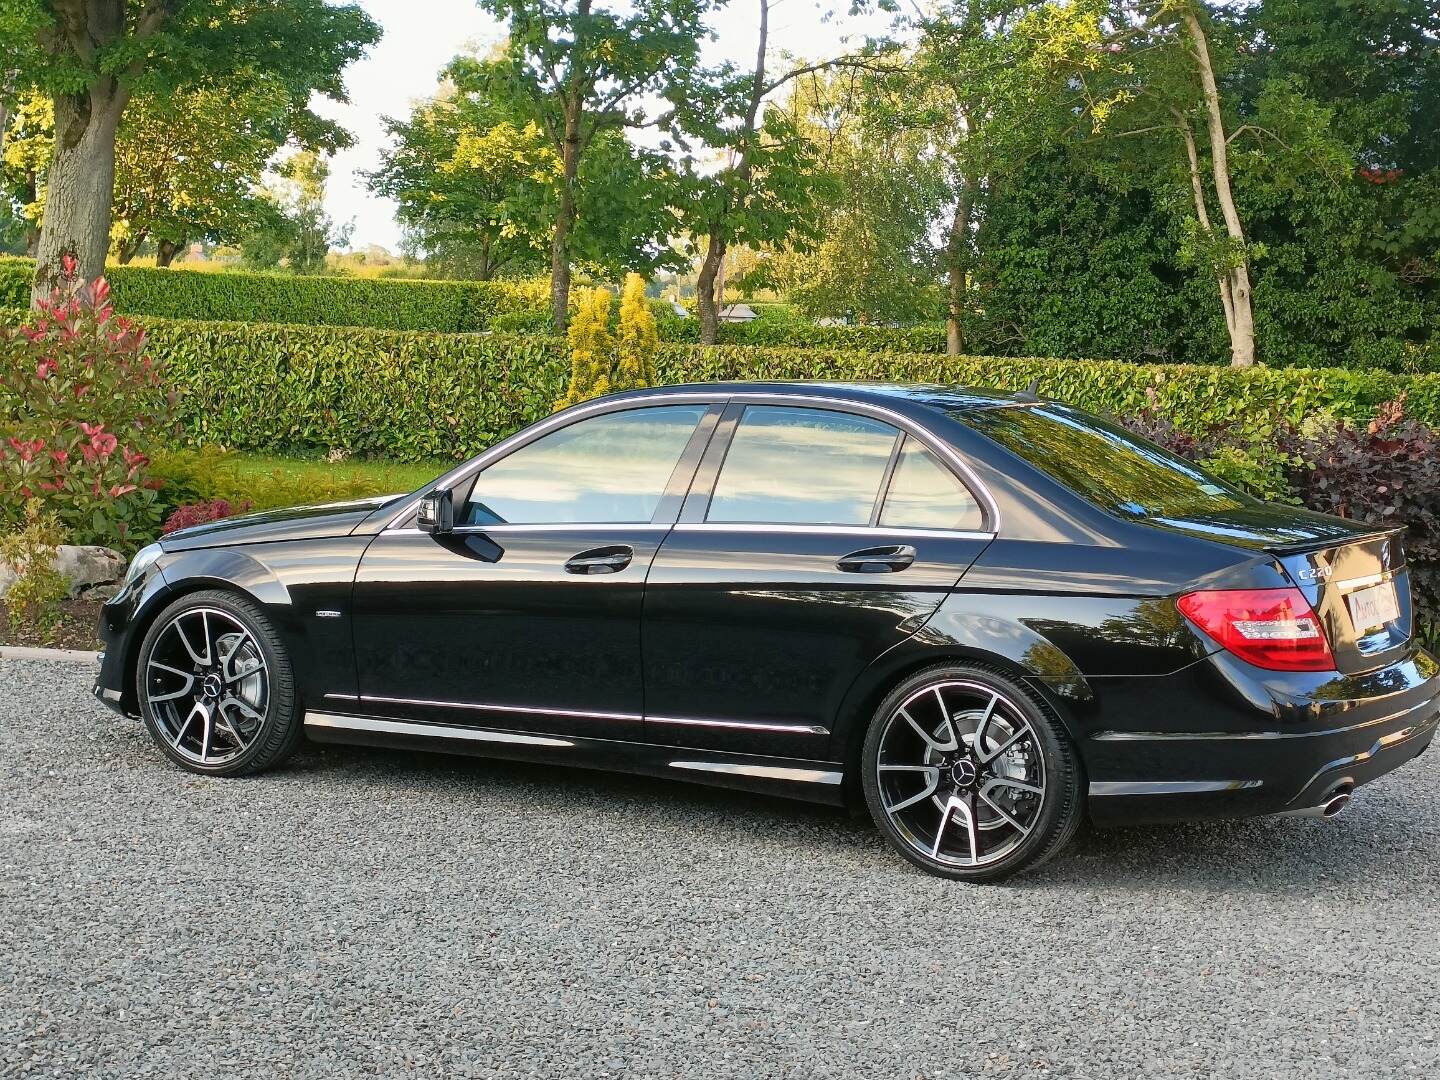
668 760 843 785
1089 779 1263 796
304 711 574 749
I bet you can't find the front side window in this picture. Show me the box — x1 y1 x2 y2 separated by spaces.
958 404 1249 520
707 406 899 525
880 437 984 531
465 405 707 525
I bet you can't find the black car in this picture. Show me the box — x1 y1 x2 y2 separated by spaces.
94 382 1439 881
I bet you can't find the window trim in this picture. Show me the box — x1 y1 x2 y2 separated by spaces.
383 390 1001 536
684 399 995 534
875 434 987 534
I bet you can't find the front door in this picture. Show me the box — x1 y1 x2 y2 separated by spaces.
350 402 716 740
643 403 994 759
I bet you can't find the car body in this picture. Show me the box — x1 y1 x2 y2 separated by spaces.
94 382 1439 880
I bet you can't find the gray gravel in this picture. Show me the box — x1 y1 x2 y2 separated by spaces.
3 657 1438 1079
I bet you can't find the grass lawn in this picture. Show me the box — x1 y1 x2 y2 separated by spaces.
225 453 449 496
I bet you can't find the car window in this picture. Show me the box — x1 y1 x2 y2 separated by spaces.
957 403 1250 520
707 406 900 525
464 405 707 525
879 437 984 531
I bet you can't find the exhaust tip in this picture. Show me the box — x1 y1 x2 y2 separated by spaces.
1321 784 1355 819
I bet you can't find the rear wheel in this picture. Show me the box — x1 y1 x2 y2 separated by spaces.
861 663 1083 882
136 590 302 776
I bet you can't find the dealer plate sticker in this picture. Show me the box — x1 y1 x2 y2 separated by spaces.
1347 582 1400 631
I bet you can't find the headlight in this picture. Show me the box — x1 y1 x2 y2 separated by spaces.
120 543 163 592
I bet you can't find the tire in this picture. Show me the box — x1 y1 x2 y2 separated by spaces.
136 589 303 776
861 662 1083 883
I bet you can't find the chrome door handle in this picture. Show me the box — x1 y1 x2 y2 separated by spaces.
565 545 634 575
837 544 917 573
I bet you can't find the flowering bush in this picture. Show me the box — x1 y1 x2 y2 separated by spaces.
0 261 172 548
161 498 253 535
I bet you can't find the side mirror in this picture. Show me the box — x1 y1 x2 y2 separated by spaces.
416 487 454 535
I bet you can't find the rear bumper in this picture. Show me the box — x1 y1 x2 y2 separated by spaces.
1083 647 1440 826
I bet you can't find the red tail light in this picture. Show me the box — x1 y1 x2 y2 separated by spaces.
1177 588 1335 672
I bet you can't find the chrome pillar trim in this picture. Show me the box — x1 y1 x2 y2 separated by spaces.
304 711 574 749
646 714 830 736
667 760 844 785
1089 780 1264 796
360 695 643 724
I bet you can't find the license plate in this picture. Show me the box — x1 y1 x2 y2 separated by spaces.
1347 581 1400 631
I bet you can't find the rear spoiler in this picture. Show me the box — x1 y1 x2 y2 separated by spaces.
1263 525 1403 557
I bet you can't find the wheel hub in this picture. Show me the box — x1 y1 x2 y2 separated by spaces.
948 757 978 788
201 672 224 700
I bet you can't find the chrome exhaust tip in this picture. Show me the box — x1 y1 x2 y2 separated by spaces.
1280 782 1354 820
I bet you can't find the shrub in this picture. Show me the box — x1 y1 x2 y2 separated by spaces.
0 271 171 548
614 273 659 390
0 499 68 642
556 287 616 408
0 256 548 333
161 498 253 534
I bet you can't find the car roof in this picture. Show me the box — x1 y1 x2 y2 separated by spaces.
621 380 1032 416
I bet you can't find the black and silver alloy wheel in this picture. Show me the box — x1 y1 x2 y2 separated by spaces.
137 590 302 776
862 664 1082 882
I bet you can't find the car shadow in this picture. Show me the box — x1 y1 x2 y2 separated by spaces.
273 738 1434 895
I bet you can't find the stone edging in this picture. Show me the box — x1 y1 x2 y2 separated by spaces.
0 645 101 663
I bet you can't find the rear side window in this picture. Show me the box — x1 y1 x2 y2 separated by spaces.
708 406 899 525
880 437 984 531
958 404 1248 519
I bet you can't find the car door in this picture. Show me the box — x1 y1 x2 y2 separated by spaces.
642 400 995 759
349 401 721 740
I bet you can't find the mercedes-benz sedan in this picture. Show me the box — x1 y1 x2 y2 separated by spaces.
94 383 1439 881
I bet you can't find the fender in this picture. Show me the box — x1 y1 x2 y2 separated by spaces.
829 592 1097 766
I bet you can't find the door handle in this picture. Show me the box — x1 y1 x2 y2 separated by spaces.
837 544 917 573
565 545 634 575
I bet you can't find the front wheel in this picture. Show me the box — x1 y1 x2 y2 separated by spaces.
136 590 302 776
861 663 1083 882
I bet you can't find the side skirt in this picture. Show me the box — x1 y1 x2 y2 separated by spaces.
303 710 847 807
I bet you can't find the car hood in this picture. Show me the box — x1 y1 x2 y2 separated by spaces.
160 495 404 551
1136 502 1393 553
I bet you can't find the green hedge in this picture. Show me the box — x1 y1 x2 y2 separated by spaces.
22 313 1427 461
0 256 547 333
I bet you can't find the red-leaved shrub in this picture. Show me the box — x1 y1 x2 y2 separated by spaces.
0 263 173 548
161 499 253 535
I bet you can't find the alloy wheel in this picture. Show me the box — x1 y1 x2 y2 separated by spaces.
143 607 270 767
874 680 1047 869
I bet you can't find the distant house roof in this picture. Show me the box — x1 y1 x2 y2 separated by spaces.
718 303 758 322
669 301 690 317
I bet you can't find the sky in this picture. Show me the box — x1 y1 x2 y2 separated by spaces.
315 0 893 252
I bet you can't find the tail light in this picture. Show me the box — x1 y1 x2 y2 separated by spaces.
1177 588 1335 672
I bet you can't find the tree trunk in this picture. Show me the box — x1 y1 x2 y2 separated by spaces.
551 101 582 334
696 232 726 345
32 83 127 305
1182 8 1256 367
1175 112 1237 342
944 179 973 356
155 238 181 266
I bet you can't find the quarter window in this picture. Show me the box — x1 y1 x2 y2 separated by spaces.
464 405 707 525
707 406 899 525
879 437 984 531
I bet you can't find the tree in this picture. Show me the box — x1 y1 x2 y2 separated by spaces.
112 75 326 265
0 91 50 256
474 0 710 330
366 57 557 281
8 0 378 303
670 0 857 344
241 150 350 273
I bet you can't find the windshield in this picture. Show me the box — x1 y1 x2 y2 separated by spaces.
957 404 1250 520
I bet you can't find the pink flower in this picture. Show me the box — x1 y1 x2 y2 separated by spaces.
60 253 77 278
108 483 137 498
50 449 69 466
80 422 104 438
7 437 44 463
36 358 57 380
123 448 148 470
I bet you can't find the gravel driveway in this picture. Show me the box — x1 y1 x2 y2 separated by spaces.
3 657 1438 1079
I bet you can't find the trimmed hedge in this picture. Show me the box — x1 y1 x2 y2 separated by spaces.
0 256 548 333
10 312 1424 462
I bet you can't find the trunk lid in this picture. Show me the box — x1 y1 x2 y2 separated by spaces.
1142 505 1411 674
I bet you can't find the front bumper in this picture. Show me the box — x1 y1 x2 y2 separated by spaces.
1084 646 1440 826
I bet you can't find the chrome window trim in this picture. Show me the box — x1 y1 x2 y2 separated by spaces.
383 389 1002 534
416 523 673 537
305 711 575 748
671 523 995 542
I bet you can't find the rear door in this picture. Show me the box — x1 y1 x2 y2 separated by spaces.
642 400 995 759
